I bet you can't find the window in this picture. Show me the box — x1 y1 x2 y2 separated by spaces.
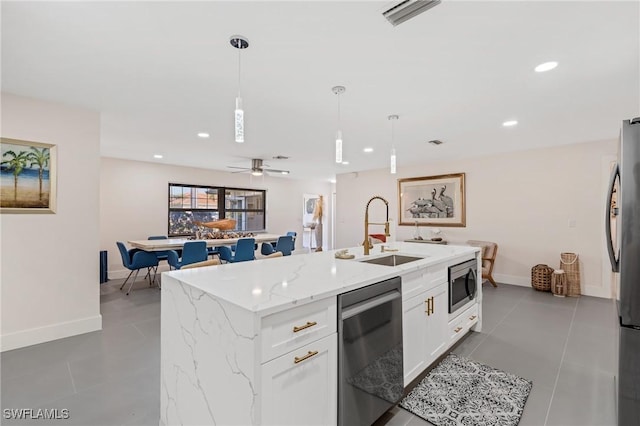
225 188 265 233
168 184 266 236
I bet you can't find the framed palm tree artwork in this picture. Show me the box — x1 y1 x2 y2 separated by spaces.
1 138 57 213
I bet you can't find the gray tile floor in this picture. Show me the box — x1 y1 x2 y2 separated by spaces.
1 281 617 425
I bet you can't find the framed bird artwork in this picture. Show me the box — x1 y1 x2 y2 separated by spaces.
398 173 466 227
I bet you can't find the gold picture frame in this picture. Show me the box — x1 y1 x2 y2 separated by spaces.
1 137 57 214
398 173 465 227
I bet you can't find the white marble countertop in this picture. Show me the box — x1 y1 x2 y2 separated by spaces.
164 241 479 317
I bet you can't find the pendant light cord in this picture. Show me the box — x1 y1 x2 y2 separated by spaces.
391 118 395 149
237 47 242 97
337 92 341 130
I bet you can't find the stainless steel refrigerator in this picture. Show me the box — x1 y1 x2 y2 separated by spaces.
606 117 640 425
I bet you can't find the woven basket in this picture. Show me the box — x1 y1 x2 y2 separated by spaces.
560 253 581 297
551 270 568 297
531 264 554 292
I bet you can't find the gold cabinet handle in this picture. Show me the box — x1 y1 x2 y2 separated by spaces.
469 315 477 321
294 350 319 364
425 297 434 316
454 327 463 333
293 321 317 333
430 297 435 315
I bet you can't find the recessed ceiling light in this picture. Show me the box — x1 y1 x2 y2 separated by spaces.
363 147 374 153
330 179 336 183
153 154 163 159
281 171 289 175
197 132 210 138
534 61 558 72
341 161 350 165
502 120 518 127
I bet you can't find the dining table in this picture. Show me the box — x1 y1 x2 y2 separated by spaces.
127 233 282 252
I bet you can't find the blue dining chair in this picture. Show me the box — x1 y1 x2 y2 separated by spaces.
262 235 294 257
167 241 208 270
233 238 256 262
217 246 234 263
261 242 276 256
279 235 295 256
148 235 171 264
286 231 297 251
116 242 159 295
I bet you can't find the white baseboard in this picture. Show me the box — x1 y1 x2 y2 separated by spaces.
582 285 611 299
492 274 611 299
1 315 102 352
493 273 530 287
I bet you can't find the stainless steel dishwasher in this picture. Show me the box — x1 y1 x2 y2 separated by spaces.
338 276 403 426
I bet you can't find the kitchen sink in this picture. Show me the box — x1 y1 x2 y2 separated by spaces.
359 254 424 266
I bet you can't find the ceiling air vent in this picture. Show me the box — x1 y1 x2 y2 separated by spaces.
272 155 290 160
428 139 444 145
383 0 441 26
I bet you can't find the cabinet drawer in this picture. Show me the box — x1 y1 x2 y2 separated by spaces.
463 304 479 329
261 298 336 363
448 303 478 343
448 315 465 342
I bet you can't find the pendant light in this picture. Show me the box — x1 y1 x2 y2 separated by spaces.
332 86 346 163
230 35 249 143
389 115 399 174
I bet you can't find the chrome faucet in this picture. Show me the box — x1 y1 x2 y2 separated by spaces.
363 195 390 255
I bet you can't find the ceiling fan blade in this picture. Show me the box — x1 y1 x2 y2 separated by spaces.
231 169 249 174
263 168 290 174
227 166 250 170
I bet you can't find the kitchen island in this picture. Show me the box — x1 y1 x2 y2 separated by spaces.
160 242 481 426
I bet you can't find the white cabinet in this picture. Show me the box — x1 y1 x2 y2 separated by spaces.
424 283 448 362
259 299 337 426
261 333 337 426
403 291 429 383
403 282 448 386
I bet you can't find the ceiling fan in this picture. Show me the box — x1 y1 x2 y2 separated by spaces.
227 158 290 176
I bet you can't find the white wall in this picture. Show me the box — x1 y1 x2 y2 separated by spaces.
100 157 333 277
1 93 102 351
336 139 617 298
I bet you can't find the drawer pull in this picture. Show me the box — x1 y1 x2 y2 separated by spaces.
454 327 463 333
293 321 318 333
294 350 319 364
469 315 477 321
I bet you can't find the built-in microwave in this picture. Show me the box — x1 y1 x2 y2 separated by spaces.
448 259 477 314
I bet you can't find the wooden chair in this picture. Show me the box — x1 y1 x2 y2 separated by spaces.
467 240 498 287
181 259 221 270
264 252 284 259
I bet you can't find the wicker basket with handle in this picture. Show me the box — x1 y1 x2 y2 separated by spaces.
560 252 581 297
531 264 554 292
